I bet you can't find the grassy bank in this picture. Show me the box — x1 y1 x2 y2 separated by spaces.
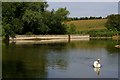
66 19 107 31
65 19 119 37
79 29 119 37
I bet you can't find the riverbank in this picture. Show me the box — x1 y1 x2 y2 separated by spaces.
112 36 120 40
10 35 90 40
7 35 120 44
9 35 90 44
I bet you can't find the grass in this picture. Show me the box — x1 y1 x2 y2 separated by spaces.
65 19 119 37
65 19 107 31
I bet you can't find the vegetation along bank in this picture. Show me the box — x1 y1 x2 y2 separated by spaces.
1 2 120 42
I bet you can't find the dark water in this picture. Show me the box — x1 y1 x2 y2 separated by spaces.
2 39 119 78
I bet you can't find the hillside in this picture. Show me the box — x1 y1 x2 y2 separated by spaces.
65 19 108 31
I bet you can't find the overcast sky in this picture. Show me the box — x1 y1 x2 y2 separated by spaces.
47 2 118 17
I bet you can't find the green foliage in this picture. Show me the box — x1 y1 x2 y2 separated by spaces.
67 16 103 21
66 19 107 31
55 7 70 21
67 24 76 34
79 29 118 37
25 32 33 35
2 2 25 38
2 2 70 40
43 8 69 34
105 14 120 32
22 9 50 34
0 20 1 37
2 23 16 38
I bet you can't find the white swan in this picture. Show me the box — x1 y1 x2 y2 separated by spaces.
93 59 101 68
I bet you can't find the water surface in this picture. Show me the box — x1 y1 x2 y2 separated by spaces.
2 39 118 78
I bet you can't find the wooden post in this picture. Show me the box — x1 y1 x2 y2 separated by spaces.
117 30 119 44
68 34 70 43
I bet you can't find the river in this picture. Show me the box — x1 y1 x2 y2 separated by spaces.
2 39 119 78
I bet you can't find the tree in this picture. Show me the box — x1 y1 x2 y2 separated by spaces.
46 8 70 34
2 2 49 39
21 2 49 34
2 2 70 41
22 9 49 34
67 24 76 34
105 14 120 32
55 7 70 21
2 2 24 41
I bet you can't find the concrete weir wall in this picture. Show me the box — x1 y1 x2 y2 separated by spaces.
10 35 90 40
9 35 90 44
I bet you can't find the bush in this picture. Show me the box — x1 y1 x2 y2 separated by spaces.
78 29 119 37
67 24 77 34
25 32 33 35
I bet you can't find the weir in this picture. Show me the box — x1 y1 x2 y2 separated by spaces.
9 35 90 44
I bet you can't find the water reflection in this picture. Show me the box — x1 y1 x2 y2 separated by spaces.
93 67 100 76
46 51 68 70
2 43 47 78
2 39 118 78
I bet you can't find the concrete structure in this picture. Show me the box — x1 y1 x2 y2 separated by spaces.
9 35 90 44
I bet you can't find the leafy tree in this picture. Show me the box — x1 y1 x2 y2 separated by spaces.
67 24 76 34
22 9 49 34
45 8 69 34
2 2 49 40
105 14 120 32
21 2 49 34
55 7 70 21
2 2 24 41
2 2 70 41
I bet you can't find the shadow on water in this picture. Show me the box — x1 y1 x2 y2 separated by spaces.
3 60 26 78
3 60 47 78
2 43 48 78
2 42 69 78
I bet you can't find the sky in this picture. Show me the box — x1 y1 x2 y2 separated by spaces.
46 0 120 2
47 2 119 17
1 0 119 17
1 0 120 2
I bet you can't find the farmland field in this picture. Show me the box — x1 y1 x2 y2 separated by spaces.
66 19 108 31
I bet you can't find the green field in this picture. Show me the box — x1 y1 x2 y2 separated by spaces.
65 19 118 37
66 19 107 31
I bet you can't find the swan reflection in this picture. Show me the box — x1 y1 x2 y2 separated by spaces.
94 67 100 75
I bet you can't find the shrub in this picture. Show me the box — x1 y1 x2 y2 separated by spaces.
25 32 33 35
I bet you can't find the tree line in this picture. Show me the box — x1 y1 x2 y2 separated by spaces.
2 2 70 41
2 2 120 41
105 14 120 32
67 16 103 21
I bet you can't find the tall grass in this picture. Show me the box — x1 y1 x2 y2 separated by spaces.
66 19 107 31
78 29 119 37
65 19 119 37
